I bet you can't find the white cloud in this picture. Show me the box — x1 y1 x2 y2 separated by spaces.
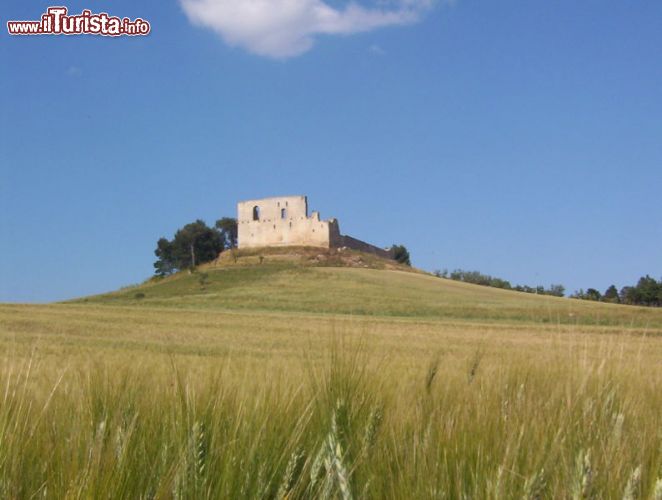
179 0 433 58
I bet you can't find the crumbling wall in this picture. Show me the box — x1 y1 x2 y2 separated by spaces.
238 196 333 249
338 235 393 259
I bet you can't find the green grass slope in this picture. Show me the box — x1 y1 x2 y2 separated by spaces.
72 249 662 330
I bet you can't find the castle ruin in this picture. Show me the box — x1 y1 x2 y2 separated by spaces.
237 195 392 259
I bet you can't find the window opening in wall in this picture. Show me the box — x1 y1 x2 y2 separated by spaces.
252 206 260 221
281 208 287 219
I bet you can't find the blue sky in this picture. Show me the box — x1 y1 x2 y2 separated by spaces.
1 0 660 302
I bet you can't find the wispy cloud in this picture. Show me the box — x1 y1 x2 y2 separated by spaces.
179 0 434 59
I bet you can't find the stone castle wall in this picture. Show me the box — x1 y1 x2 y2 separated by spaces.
237 195 336 249
337 235 393 259
237 195 391 258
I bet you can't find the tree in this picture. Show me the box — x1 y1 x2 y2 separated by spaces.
635 275 661 306
584 288 602 301
172 220 224 269
154 238 175 277
153 219 225 275
604 285 619 303
391 244 411 266
489 277 511 289
616 277 662 307
548 284 566 297
619 286 636 305
215 217 238 249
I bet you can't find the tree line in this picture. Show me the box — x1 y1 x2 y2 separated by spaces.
571 275 662 307
433 268 661 308
433 269 565 297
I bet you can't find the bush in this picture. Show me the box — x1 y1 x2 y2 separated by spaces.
391 245 411 266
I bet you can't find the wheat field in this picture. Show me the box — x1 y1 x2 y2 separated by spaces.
0 259 661 498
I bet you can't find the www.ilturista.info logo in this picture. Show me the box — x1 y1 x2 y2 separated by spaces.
7 7 151 36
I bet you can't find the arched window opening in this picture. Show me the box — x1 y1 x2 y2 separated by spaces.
281 208 287 219
252 206 260 221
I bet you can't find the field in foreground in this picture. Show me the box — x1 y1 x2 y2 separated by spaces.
1 256 661 498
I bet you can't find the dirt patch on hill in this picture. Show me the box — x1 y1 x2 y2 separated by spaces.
209 246 418 272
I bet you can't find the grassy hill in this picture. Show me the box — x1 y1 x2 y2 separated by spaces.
73 248 662 330
0 248 661 497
